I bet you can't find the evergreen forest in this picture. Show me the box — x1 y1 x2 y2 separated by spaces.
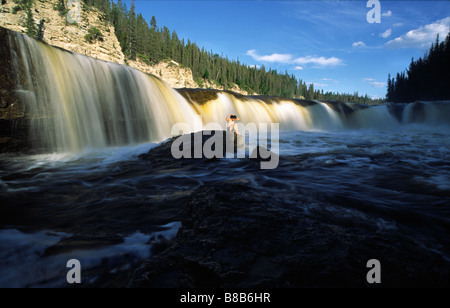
386 32 450 103
75 0 389 104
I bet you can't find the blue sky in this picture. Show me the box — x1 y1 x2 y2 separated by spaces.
126 0 450 99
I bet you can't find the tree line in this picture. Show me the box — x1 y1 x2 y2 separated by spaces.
387 32 450 103
72 0 380 103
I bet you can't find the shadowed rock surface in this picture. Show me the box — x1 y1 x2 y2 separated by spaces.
0 27 31 152
123 132 450 288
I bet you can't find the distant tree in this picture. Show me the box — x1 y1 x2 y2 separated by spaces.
386 73 394 102
84 0 382 103
150 16 157 30
25 0 38 38
37 19 45 41
387 31 450 102
127 0 137 60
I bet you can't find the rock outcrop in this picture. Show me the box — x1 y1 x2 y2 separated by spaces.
0 0 251 93
0 26 32 152
0 0 124 64
128 59 199 89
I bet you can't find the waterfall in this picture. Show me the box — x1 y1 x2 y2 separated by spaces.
402 101 450 126
3 28 449 154
9 31 198 153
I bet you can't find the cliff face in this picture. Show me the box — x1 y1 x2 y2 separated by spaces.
0 0 251 94
0 27 32 152
0 0 124 64
0 1 252 152
128 59 199 89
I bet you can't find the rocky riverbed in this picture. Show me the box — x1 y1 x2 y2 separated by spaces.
122 131 450 288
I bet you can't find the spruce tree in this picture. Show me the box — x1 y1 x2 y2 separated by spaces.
37 19 45 41
25 0 38 38
127 0 137 60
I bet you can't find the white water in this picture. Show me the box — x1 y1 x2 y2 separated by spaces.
0 222 181 288
11 32 198 152
8 31 450 155
1 29 450 288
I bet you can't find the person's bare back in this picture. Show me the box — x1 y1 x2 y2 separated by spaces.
226 114 240 134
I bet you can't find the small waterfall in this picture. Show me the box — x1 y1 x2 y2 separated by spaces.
189 92 312 131
403 101 450 126
348 104 400 129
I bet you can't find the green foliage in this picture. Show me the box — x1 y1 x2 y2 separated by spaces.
12 5 22 13
84 26 103 43
37 19 45 40
23 0 38 39
54 0 68 17
195 78 204 88
387 32 450 102
202 68 210 80
84 0 380 103
138 53 151 65
12 0 27 14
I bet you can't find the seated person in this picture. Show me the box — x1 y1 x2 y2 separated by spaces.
226 114 240 134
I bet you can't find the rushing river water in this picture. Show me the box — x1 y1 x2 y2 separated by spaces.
1 124 449 287
0 28 449 287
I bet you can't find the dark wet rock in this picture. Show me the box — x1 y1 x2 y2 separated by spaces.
292 98 318 107
127 182 450 288
177 88 221 105
408 101 426 123
126 133 450 288
43 234 124 257
176 87 319 108
139 130 245 163
322 100 358 115
0 27 31 153
0 27 18 115
386 102 406 123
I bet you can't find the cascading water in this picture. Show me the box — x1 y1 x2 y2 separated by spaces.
5 30 449 155
9 31 198 153
1 28 449 288
402 101 450 126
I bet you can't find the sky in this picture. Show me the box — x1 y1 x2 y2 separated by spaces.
125 0 450 99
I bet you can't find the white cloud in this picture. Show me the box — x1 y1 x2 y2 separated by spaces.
381 28 392 39
321 78 339 84
352 41 366 48
294 66 304 70
363 78 386 88
393 22 403 27
382 10 392 17
370 81 386 88
246 50 343 68
246 50 292 63
293 56 343 67
249 64 261 69
386 17 450 49
307 82 328 88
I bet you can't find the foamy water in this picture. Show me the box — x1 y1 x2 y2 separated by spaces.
1 123 449 287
